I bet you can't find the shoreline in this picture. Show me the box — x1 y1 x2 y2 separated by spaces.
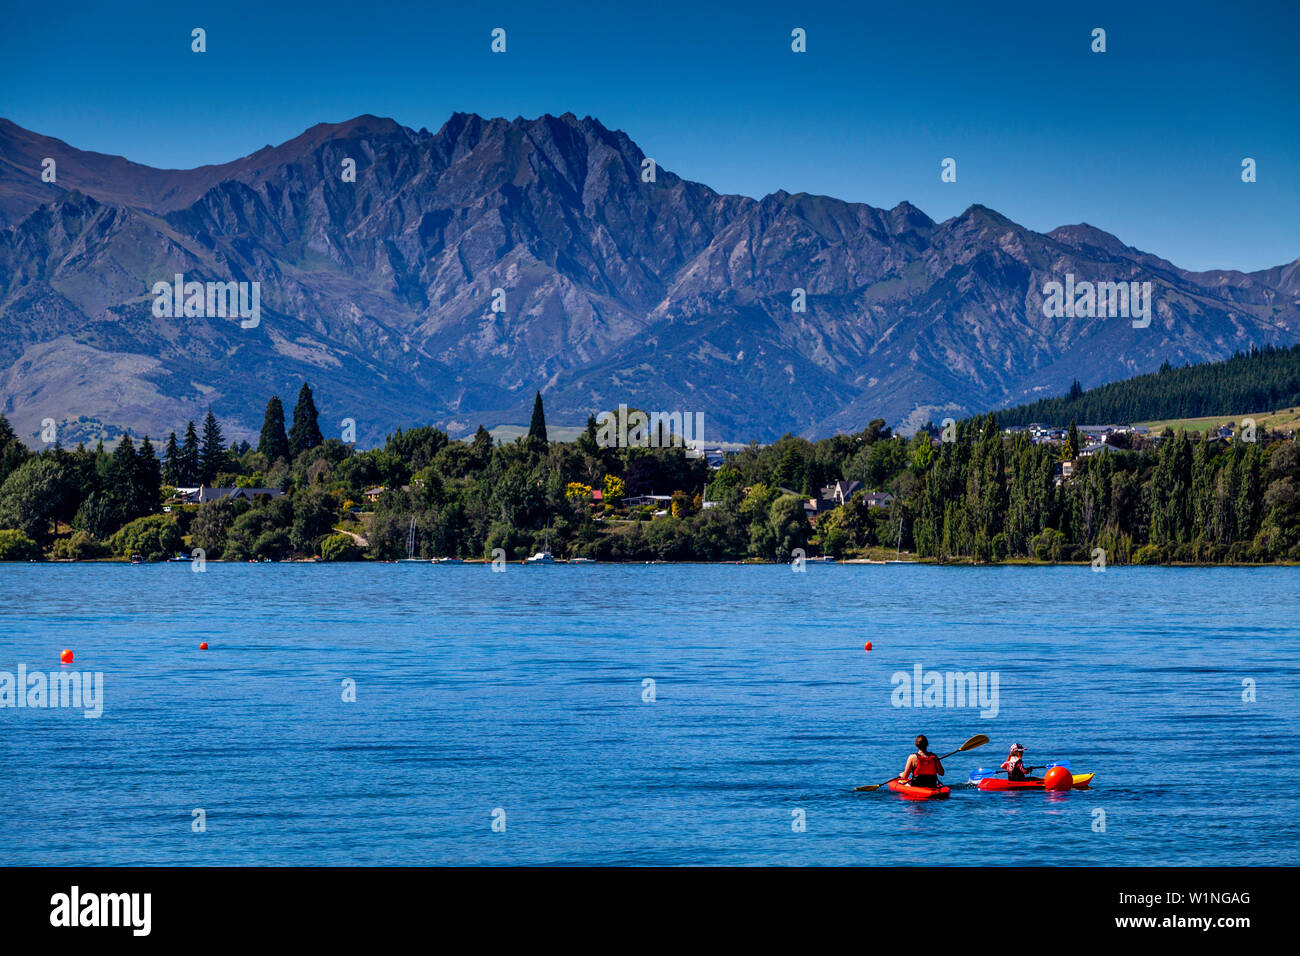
7 557 1298 568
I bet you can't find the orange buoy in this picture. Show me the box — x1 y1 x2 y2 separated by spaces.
1043 765 1073 791
199 642 208 650
60 649 73 664
864 642 872 651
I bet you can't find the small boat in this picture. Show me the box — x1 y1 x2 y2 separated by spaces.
570 557 597 564
397 517 425 562
887 779 950 800
433 556 464 564
129 553 144 565
977 773 1094 792
805 556 836 563
523 525 556 564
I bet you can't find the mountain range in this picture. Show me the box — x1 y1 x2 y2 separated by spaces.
2 112 1298 447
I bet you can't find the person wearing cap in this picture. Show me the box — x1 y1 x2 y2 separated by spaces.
900 734 945 787
1001 743 1032 781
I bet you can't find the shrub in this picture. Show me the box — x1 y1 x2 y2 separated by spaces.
319 533 363 561
1132 544 1163 565
48 531 110 560
0 528 41 561
109 515 183 561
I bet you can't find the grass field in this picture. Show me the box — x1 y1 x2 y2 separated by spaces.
1140 406 1300 436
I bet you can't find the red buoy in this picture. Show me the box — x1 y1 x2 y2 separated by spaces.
1043 766 1073 791
60 649 74 664
199 642 208 650
864 642 872 651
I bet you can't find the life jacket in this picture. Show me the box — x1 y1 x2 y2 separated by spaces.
914 751 939 776
1001 755 1028 778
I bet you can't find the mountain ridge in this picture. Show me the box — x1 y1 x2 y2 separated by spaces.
1 112 1297 447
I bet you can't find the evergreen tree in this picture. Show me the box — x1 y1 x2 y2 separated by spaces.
0 413 28 487
259 395 290 463
180 421 201 486
162 432 181 486
577 415 599 456
137 436 162 518
109 435 148 525
470 425 494 469
200 410 227 485
527 391 548 446
289 383 324 456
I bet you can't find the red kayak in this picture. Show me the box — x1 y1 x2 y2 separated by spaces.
887 779 951 800
977 773 1094 792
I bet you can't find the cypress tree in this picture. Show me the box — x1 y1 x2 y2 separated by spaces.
527 391 547 446
289 383 324 456
471 425 494 467
259 395 290 462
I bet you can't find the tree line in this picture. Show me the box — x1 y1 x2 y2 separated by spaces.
1 383 1297 564
995 344 1300 428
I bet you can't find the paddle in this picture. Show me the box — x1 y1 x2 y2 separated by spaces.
968 760 1071 783
853 734 989 792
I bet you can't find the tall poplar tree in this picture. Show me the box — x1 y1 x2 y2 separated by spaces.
289 383 324 456
259 395 290 463
527 391 547 446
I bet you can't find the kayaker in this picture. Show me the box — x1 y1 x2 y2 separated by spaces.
1001 742 1032 781
900 735 944 787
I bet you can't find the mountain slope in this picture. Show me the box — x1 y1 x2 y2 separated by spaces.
1 113 1297 445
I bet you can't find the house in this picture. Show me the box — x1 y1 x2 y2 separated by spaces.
820 480 863 507
863 491 895 509
703 447 727 469
362 486 386 502
623 494 674 509
1079 442 1118 457
174 485 284 505
803 480 868 521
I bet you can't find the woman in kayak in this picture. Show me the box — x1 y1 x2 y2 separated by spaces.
900 735 944 787
1001 742 1033 781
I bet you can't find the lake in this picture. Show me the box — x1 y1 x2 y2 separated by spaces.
1 563 1296 865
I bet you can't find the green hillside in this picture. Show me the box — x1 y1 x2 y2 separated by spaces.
993 345 1300 427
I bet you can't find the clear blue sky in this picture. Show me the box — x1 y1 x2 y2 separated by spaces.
3 0 1296 271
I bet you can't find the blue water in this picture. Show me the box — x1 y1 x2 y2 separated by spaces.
1 563 1296 866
